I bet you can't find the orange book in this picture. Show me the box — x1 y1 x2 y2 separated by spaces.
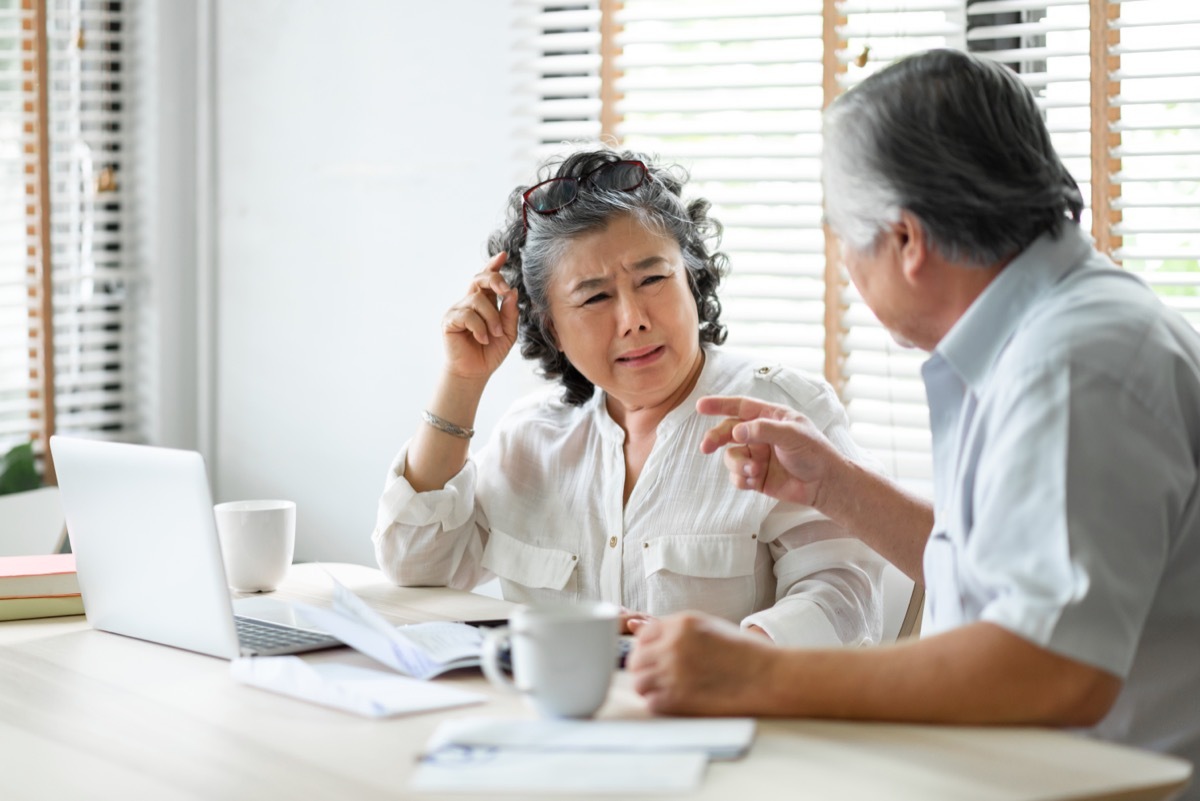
0 553 80 599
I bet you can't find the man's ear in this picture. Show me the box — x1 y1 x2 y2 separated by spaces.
895 210 928 285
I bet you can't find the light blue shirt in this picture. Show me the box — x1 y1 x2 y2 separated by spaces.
920 224 1200 779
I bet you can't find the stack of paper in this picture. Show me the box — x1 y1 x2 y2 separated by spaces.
231 656 484 718
0 553 83 621
411 717 756 794
292 578 486 679
231 577 494 717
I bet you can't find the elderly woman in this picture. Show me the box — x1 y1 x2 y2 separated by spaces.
372 149 886 646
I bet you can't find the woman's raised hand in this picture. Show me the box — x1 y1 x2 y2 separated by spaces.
407 253 516 491
442 252 519 381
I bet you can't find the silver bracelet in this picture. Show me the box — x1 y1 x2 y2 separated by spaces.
421 409 475 440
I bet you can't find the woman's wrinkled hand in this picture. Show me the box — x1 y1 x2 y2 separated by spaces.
619 606 652 635
442 252 519 381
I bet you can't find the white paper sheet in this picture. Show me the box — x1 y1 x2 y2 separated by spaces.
425 716 756 760
292 578 483 679
410 750 708 795
230 656 484 718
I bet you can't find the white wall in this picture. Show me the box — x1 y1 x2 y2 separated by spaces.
212 1 533 565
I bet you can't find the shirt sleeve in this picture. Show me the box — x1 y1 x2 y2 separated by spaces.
968 365 1176 677
741 519 886 647
370 441 492 591
738 369 888 647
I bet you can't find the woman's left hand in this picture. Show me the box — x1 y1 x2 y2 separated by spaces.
619 606 652 634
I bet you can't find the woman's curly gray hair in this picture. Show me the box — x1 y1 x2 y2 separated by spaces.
487 148 729 406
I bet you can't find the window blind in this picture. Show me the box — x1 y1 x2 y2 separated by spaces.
968 0 1200 327
0 0 142 476
614 1 830 376
835 1 966 491
1107 0 1200 327
0 0 47 453
512 1 605 173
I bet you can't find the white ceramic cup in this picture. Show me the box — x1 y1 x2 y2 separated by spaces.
212 500 296 593
480 601 619 719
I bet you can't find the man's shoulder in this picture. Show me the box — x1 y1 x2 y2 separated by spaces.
1030 267 1178 344
1001 265 1200 397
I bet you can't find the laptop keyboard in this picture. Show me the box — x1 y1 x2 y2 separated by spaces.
234 615 341 655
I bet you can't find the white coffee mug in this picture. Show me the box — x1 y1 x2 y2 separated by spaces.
480 601 619 718
213 500 296 593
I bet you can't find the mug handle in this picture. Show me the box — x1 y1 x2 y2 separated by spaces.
480 626 517 692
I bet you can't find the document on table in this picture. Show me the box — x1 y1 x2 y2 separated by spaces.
410 717 756 794
292 577 484 679
231 656 485 718
411 751 708 795
425 716 756 759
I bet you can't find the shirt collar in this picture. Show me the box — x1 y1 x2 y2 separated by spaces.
935 225 1093 390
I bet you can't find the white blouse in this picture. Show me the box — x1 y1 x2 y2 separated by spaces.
373 347 886 647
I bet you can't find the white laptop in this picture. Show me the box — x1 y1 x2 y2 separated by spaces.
49 436 341 659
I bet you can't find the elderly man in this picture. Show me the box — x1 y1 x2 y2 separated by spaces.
628 48 1200 785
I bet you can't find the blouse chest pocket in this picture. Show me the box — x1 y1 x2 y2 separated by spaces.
641 533 761 619
642 533 759 579
481 528 578 591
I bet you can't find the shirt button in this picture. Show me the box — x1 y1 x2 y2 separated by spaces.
609 536 618 548
757 366 770 375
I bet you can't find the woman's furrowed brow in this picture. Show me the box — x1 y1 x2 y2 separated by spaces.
568 274 612 296
631 255 667 271
566 255 671 296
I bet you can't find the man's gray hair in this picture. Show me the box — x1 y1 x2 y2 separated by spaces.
822 49 1084 266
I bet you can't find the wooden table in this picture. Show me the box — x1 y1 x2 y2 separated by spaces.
0 563 1190 800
